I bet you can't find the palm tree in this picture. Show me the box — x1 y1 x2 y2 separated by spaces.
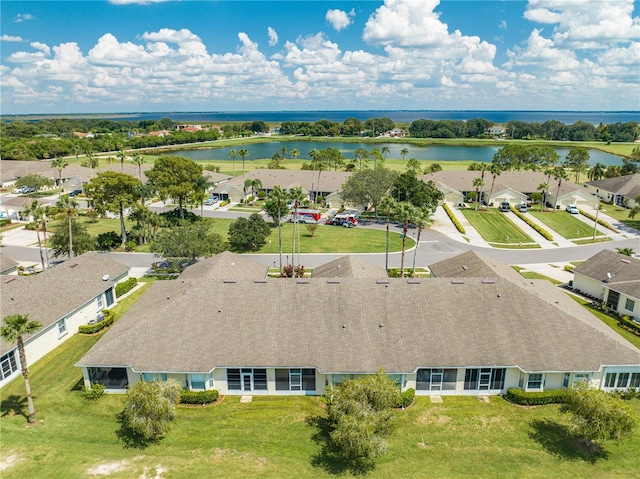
194 175 213 216
280 145 288 160
1 314 42 423
412 206 432 275
537 182 549 212
588 163 606 181
290 148 300 160
552 166 568 213
117 149 127 173
486 163 502 209
400 148 409 160
244 178 262 203
56 194 78 258
378 196 398 272
25 201 46 271
239 149 249 180
396 202 417 277
472 177 484 211
381 146 390 159
228 149 238 176
354 148 368 171
288 187 306 269
51 157 69 197
86 153 99 179
131 152 145 181
629 195 640 219
616 247 635 257
269 186 289 270
73 142 82 162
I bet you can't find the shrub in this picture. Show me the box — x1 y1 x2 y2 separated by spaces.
115 277 137 298
618 316 640 336
124 240 137 252
179 389 219 405
397 388 415 408
219 199 230 207
0 219 11 227
511 208 553 240
159 208 200 225
82 382 106 400
442 203 466 234
78 309 115 334
257 190 266 199
96 231 121 251
564 264 575 272
505 388 569 405
579 209 619 233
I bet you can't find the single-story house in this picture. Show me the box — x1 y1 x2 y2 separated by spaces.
489 186 528 206
584 174 640 208
1 252 130 388
572 249 640 320
0 255 19 276
77 252 639 396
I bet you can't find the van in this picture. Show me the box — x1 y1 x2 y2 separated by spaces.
498 202 510 212
516 203 528 213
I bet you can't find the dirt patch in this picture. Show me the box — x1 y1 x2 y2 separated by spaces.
0 453 22 472
140 466 166 479
86 460 129 476
416 410 451 425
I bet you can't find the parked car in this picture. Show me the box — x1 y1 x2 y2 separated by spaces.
205 197 218 206
68 189 83 197
498 202 510 212
565 205 579 214
516 203 528 213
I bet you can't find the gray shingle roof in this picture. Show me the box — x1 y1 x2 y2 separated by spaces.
215 170 352 196
178 251 268 280
312 256 388 278
428 251 525 284
78 254 639 374
0 254 19 274
586 174 640 197
573 249 640 283
1 252 130 354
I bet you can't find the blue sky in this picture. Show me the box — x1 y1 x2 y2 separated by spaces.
1 0 639 114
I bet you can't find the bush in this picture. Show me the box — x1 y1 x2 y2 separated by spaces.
220 199 230 207
96 231 121 251
257 190 266 199
618 316 640 336
159 208 200 226
579 209 619 232
564 264 575 272
442 204 466 234
179 389 219 405
115 277 137 298
82 382 106 400
124 240 137 252
78 309 115 334
396 388 415 408
0 219 11 227
505 388 569 405
511 208 554 240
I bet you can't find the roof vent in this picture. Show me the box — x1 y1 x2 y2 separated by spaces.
254 279 267 284
102 274 110 281
342 324 346 329
4 278 16 284
620 259 630 264
376 279 389 285
69 263 78 268
327 279 341 284
297 279 309 284
462 265 468 270
407 279 420 284
451 279 464 284
379 323 384 328
481 279 495 284
223 279 236 284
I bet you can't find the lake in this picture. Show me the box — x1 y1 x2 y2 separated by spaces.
169 140 623 166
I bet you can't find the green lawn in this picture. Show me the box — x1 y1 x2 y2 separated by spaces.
598 204 640 232
528 211 605 239
461 209 535 244
2 330 639 478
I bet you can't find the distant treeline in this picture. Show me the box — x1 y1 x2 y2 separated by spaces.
0 115 637 161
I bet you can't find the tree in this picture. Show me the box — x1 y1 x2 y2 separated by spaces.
629 195 640 219
244 178 262 203
228 149 238 175
588 163 606 181
560 384 637 449
381 146 390 159
377 196 397 272
150 221 225 260
121 379 182 440
15 173 54 192
391 171 443 209
24 201 47 271
239 148 249 179
51 157 69 196
485 163 502 209
290 148 300 160
145 156 203 219
117 149 127 173
405 158 421 175
472 177 484 211
395 202 418 277
1 314 42 424
564 147 590 183
325 370 400 468
56 194 78 257
131 152 145 181
552 166 568 212
263 186 290 270
400 147 409 160
49 215 95 258
354 148 369 171
339 167 398 218
616 247 635 256
537 182 549 211
288 186 306 269
228 213 271 251
85 172 141 247
412 206 433 275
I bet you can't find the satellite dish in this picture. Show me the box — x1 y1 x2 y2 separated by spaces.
606 272 612 279
102 274 110 281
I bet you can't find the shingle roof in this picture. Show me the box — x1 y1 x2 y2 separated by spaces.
0 254 19 274
573 249 640 284
78 254 639 374
428 251 525 284
215 170 352 195
312 256 388 278
586 174 640 198
178 251 268 280
1 252 130 354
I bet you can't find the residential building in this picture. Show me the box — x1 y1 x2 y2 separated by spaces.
1 253 130 388
584 174 640 208
77 252 639 396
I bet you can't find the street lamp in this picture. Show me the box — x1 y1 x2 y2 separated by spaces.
592 200 600 241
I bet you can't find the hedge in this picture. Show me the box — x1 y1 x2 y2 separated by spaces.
510 207 554 240
442 204 466 234
619 316 640 336
180 389 219 405
78 309 115 334
115 277 137 297
505 388 569 405
579 209 619 232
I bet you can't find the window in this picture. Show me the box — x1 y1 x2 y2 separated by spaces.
227 368 267 391
96 294 104 310
625 298 635 312
573 373 591 386
253 369 267 390
227 369 241 390
275 368 316 392
57 319 67 337
190 374 206 390
0 351 18 380
616 373 630 388
142 373 167 382
631 373 640 388
605 373 616 388
527 373 543 390
563 373 570 388
463 368 505 391
417 369 457 391
606 290 620 310
105 288 115 307
605 372 639 389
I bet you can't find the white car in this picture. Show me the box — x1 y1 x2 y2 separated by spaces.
565 205 579 214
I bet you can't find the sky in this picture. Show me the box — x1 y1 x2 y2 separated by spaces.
1 0 639 114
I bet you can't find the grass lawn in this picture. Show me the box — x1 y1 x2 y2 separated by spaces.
461 209 535 244
512 267 563 285
598 204 640 232
528 211 604 239
2 326 640 478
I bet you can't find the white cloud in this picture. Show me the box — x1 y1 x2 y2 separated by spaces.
268 27 278 46
30 42 51 56
1 35 24 42
325 9 354 32
14 13 35 23
88 34 153 67
498 20 507 30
